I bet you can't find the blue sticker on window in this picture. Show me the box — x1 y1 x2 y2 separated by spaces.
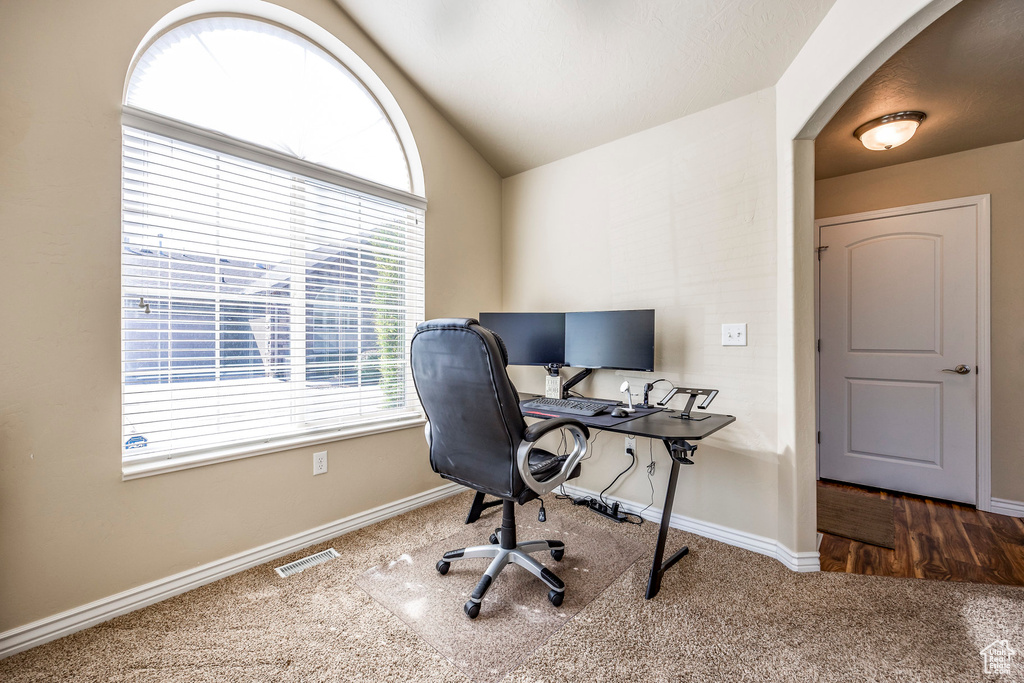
125 435 148 450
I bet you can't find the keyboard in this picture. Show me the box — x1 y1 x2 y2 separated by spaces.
520 397 608 417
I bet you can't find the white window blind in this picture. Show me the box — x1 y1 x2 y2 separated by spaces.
121 126 424 465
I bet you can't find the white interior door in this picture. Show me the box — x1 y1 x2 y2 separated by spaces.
818 199 985 504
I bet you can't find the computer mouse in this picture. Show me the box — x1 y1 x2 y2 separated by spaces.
610 407 629 418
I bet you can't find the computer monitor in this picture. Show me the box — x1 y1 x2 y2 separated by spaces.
478 312 566 366
564 310 655 371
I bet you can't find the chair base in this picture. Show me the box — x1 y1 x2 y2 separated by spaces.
437 499 566 618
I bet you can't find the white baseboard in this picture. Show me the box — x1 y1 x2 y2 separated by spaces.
990 497 1024 518
0 482 463 660
776 542 822 573
559 483 820 574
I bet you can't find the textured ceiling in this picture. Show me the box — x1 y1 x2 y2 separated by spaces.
336 0 836 177
815 0 1024 180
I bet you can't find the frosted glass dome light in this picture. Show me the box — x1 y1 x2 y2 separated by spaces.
854 112 926 151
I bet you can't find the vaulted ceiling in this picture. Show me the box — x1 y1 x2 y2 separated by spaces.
335 0 1023 181
335 0 836 177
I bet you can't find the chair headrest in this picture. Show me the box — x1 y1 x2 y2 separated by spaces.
416 318 478 330
415 317 509 367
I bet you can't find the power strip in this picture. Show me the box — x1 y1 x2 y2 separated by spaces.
573 497 628 523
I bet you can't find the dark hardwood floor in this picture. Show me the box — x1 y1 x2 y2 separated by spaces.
817 480 1024 586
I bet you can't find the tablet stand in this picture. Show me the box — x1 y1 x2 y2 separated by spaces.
657 387 719 421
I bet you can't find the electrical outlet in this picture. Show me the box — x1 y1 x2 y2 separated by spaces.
722 323 747 346
625 434 636 459
313 451 328 475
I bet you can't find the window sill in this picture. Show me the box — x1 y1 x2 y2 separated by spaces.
121 413 426 481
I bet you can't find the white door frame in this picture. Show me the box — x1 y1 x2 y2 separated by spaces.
815 194 992 511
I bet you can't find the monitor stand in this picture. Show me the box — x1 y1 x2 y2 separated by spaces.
560 367 592 399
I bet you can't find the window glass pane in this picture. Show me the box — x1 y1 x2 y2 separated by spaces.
127 17 411 192
123 295 217 383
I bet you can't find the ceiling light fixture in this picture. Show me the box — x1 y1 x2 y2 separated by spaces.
854 111 926 150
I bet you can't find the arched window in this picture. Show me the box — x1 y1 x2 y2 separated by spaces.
121 12 425 474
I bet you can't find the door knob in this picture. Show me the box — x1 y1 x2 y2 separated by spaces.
941 364 971 375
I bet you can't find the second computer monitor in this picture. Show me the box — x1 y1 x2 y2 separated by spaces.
564 310 655 371
478 312 566 366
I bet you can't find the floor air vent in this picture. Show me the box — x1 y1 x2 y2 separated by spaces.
275 548 340 578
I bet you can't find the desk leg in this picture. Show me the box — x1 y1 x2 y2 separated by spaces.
645 440 690 599
465 491 503 524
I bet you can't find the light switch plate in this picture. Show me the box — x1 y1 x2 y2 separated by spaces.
722 323 747 346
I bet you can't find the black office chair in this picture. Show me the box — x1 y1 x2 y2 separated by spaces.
410 318 589 619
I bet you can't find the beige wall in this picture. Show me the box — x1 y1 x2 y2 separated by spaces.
0 0 501 632
816 140 1024 503
502 90 781 540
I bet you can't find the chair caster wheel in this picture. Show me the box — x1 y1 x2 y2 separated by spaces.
548 590 563 607
550 549 564 561
489 533 499 544
436 560 450 575
464 601 480 619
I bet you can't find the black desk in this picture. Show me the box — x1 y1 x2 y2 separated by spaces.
467 395 736 599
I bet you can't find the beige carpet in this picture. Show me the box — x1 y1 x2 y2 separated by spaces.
2 491 1023 682
357 512 646 682
817 484 896 548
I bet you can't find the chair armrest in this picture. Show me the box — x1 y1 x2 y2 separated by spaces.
516 419 589 496
523 417 591 443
